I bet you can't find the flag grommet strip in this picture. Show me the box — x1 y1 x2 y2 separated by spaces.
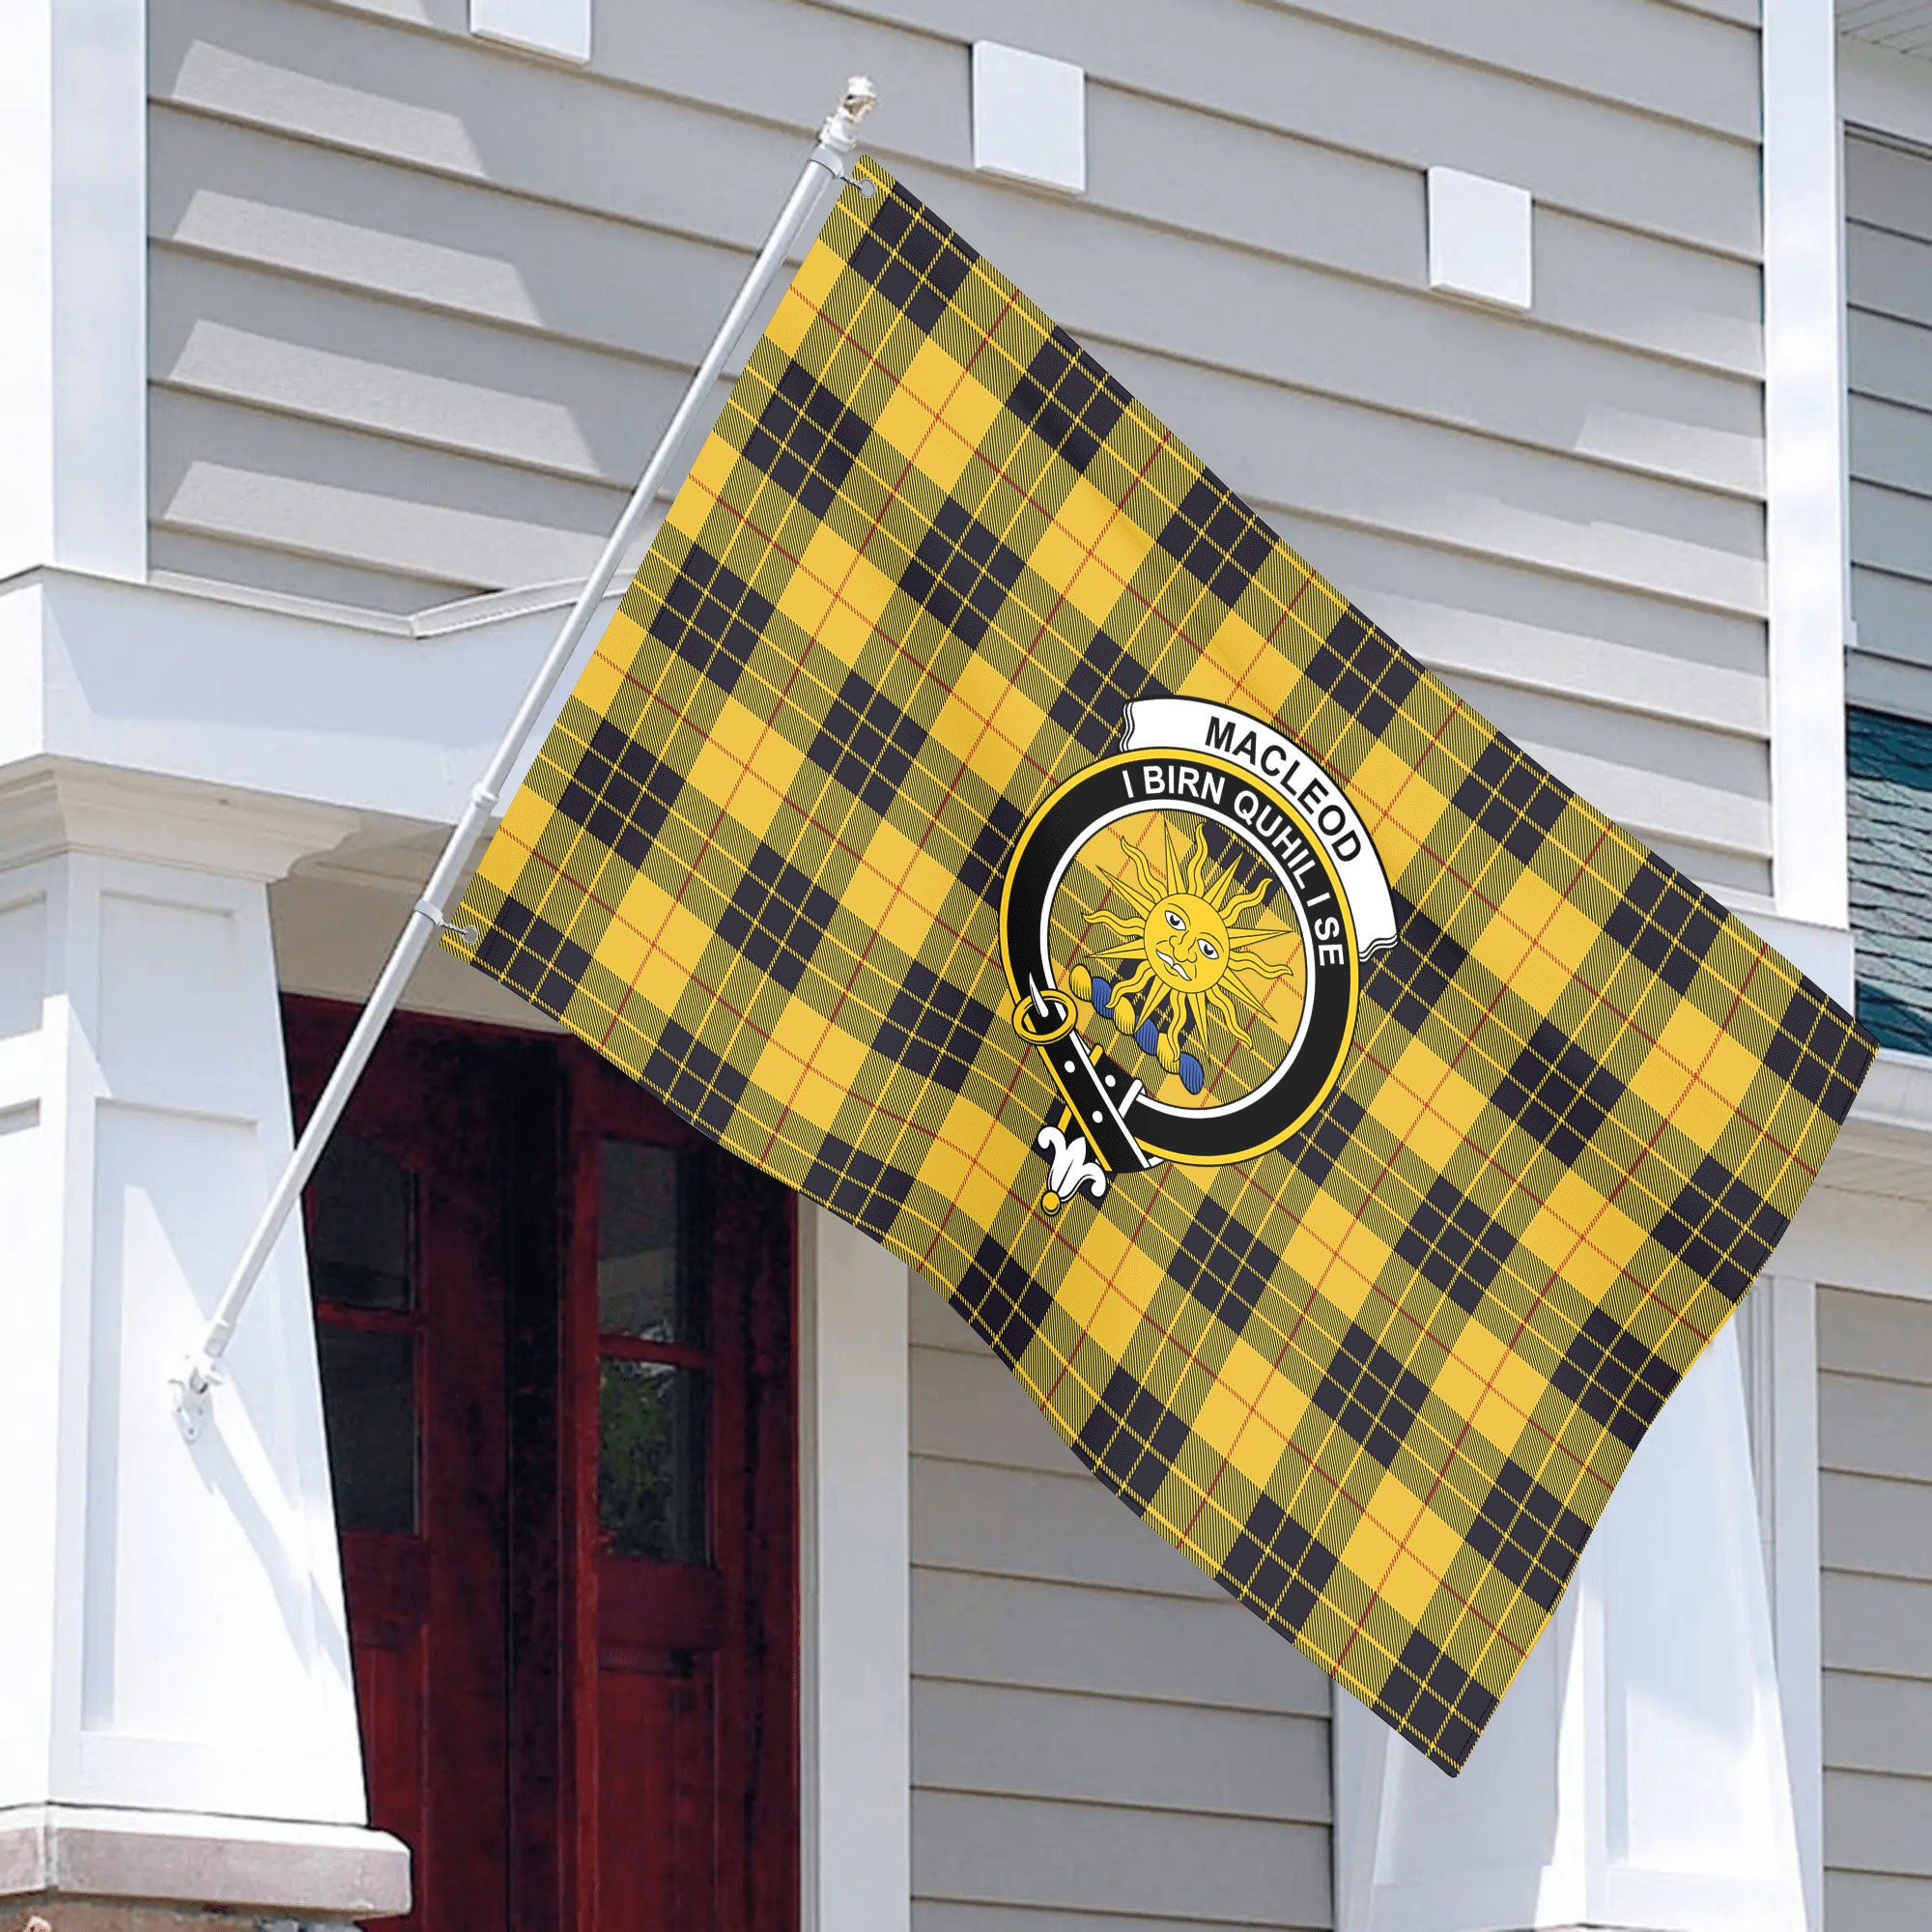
448 158 1874 1775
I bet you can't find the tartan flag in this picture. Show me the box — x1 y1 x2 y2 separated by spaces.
446 157 1873 1773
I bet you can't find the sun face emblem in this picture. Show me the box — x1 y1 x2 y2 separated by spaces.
1143 895 1228 994
1070 823 1296 1092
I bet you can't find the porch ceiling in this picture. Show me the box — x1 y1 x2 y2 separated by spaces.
1819 1049 1932 1205
1841 0 1932 61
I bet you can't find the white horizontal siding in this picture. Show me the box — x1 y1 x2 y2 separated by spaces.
913 1791 1330 1929
1818 1286 1932 1932
913 1568 1331 1719
151 388 631 588
915 1679 1330 1824
1845 131 1932 712
908 1281 1333 1931
149 0 1772 895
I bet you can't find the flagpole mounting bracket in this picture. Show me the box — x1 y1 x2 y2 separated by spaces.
808 75 880 195
171 1355 220 1444
414 896 480 946
820 75 878 152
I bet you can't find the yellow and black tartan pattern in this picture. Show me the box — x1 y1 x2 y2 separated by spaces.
446 159 1874 1774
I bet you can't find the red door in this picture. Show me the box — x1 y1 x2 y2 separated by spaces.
291 1001 797 1932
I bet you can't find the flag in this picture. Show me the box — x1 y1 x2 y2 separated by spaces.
445 157 1874 1773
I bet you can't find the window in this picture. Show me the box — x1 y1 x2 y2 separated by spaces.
595 1140 714 1562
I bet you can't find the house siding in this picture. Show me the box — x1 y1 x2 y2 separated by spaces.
149 0 1771 895
1819 1284 1932 1932
1844 129 1932 715
909 1280 1333 1930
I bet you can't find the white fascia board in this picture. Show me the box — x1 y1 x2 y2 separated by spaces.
1779 1179 1932 1297
5 566 622 831
1845 1046 1932 1141
1778 1057 1932 1289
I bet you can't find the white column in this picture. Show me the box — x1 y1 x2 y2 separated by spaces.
1764 0 1852 933
0 0 147 581
0 762 409 1923
1740 1275 1827 1932
798 1207 911 1932
1335 1324 1806 1932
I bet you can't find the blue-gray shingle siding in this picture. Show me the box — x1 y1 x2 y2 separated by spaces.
1849 705 1932 1055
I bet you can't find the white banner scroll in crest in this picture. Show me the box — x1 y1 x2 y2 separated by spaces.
1119 697 1400 955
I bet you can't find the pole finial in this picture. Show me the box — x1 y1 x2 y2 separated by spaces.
820 75 878 153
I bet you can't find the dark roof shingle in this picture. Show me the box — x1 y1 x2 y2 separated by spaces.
1849 706 1932 1054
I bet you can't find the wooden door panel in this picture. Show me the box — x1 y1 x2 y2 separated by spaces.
567 1044 798 1932
293 1002 796 1932
351 1620 427 1932
597 1661 716 1929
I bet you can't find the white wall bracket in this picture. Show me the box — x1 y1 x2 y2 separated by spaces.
469 0 591 66
972 43 1087 194
1426 166 1533 312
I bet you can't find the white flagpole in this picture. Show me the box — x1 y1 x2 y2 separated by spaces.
172 76 880 1438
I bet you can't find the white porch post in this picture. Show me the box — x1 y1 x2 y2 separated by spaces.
1740 1275 1828 1932
0 762 410 1926
1764 0 1853 942
1334 1325 1807 1932
798 1208 912 1932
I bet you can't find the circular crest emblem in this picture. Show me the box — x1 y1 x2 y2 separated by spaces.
999 698 1397 1214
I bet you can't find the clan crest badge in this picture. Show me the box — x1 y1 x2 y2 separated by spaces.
1001 698 1398 1216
